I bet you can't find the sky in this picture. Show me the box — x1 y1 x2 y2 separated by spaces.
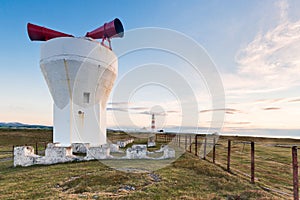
1 0 300 137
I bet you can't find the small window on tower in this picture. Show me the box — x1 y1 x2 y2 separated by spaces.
83 92 90 103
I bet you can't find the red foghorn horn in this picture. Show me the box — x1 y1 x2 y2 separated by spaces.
85 18 124 39
27 23 74 41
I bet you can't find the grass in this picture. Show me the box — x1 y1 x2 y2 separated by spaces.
0 129 298 199
203 136 300 197
0 128 52 147
0 154 275 199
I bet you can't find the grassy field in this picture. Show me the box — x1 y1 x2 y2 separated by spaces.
0 129 299 199
187 135 300 198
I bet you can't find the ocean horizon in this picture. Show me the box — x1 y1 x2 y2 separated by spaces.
109 126 300 139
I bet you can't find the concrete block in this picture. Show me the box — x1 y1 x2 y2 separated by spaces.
109 143 120 152
72 143 90 153
85 145 110 160
13 146 40 167
126 145 147 159
117 138 134 148
162 146 175 159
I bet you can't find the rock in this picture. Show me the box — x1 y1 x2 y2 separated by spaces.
92 195 100 199
119 185 135 192
149 173 161 182
78 194 87 198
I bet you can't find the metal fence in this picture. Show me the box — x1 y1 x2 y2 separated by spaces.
156 133 299 200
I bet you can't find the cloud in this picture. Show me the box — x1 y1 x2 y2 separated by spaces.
106 107 128 112
262 107 281 111
166 110 180 113
225 111 236 115
107 106 151 113
128 107 149 111
224 0 300 98
108 102 130 105
276 0 289 22
254 98 285 103
138 111 167 116
288 98 300 103
225 121 251 125
200 108 241 114
107 102 180 117
235 18 300 87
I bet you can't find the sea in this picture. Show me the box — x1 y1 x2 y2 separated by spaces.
109 126 300 139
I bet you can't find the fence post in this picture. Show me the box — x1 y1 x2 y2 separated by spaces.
203 137 207 160
12 145 14 159
195 135 198 156
44 142 47 150
227 140 231 172
292 146 299 200
251 141 255 184
178 135 180 147
185 135 187 150
35 142 38 155
189 135 192 153
213 138 216 163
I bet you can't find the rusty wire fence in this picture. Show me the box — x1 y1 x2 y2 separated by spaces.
156 133 300 199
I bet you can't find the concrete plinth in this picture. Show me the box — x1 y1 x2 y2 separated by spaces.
85 145 110 160
117 139 134 148
41 143 77 164
72 143 90 153
14 146 40 167
13 143 176 167
126 145 147 159
109 144 120 152
162 146 175 159
147 135 156 147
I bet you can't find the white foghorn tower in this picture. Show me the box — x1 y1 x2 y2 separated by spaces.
28 19 124 147
40 37 117 146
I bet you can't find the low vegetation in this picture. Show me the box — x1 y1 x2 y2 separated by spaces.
0 129 298 199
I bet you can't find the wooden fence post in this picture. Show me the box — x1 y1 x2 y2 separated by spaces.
35 142 38 155
251 141 255 184
213 138 216 163
203 137 207 160
12 145 14 159
292 146 299 200
227 140 231 172
195 135 198 156
185 135 187 150
178 135 181 147
189 135 192 153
